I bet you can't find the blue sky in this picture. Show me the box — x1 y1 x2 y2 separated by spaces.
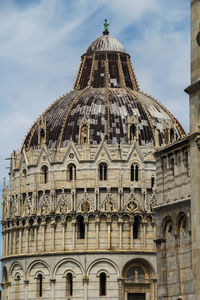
0 0 190 262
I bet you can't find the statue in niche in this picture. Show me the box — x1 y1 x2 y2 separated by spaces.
147 192 157 211
81 200 90 212
80 125 88 144
105 200 113 212
56 193 69 214
41 204 48 215
11 197 17 217
127 199 137 212
60 201 68 214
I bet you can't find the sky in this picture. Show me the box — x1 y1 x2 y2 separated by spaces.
0 0 190 262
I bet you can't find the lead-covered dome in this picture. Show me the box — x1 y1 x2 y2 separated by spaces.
87 35 126 54
22 32 185 150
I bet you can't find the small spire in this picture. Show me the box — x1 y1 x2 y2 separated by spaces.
3 177 6 189
103 19 110 35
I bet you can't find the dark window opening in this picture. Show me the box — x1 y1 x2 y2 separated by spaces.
66 273 73 296
170 128 174 142
133 216 140 239
41 166 48 184
99 163 107 180
77 216 85 239
99 272 106 296
151 176 155 188
130 124 136 141
131 165 134 181
135 165 138 181
37 274 43 297
40 129 45 138
22 169 27 178
131 164 139 182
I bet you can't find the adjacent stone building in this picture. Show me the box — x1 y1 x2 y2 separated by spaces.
154 0 200 299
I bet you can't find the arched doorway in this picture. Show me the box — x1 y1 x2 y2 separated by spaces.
122 259 157 300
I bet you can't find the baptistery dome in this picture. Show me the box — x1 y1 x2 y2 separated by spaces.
22 32 185 150
1 27 185 300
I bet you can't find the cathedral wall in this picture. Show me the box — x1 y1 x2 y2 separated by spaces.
155 140 193 300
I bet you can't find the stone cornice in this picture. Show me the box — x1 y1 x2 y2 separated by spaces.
184 79 200 95
153 197 191 211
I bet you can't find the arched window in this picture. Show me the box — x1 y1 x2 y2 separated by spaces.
131 164 139 181
40 128 45 138
133 216 140 239
130 124 136 141
77 215 85 239
127 267 145 283
2 267 8 283
41 166 48 184
37 274 43 297
66 273 73 296
80 125 88 144
170 128 174 142
22 169 27 178
99 272 106 296
99 163 107 180
68 164 76 181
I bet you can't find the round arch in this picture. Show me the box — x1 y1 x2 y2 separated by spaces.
87 258 120 277
26 260 51 280
9 261 24 278
162 216 175 236
122 258 156 279
2 266 8 283
53 258 84 279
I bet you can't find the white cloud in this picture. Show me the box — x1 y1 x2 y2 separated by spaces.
0 0 190 183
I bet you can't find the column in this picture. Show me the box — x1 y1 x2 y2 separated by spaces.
51 222 55 251
6 230 9 256
41 221 46 252
19 226 22 254
175 234 181 296
119 220 123 250
7 282 11 300
130 221 133 249
25 225 29 253
83 277 89 300
34 226 38 253
2 231 5 257
153 222 156 250
62 221 66 251
24 280 29 300
84 221 88 250
13 228 16 255
142 221 147 250
107 221 111 250
9 229 12 255
72 220 76 250
95 221 99 249
118 278 124 300
50 279 56 300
